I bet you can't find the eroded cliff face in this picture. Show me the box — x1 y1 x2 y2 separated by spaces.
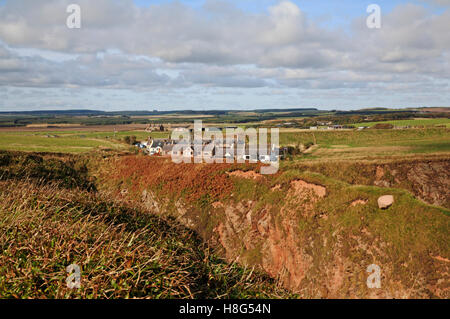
99 156 450 299
295 158 450 208
375 161 450 208
211 179 326 293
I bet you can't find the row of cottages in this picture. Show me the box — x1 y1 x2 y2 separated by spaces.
145 139 280 162
147 139 175 155
172 126 240 135
168 144 281 163
310 124 344 130
146 139 220 157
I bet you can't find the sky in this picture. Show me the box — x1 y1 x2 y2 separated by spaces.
0 0 449 111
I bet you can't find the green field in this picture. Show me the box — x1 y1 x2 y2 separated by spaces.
0 127 448 158
0 131 170 153
0 133 124 153
280 128 450 160
354 118 450 128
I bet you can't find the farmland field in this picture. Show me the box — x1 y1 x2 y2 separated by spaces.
0 126 448 157
280 128 450 160
354 118 450 128
0 132 126 153
0 130 170 153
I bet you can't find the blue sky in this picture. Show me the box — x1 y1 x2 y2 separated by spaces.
133 0 442 25
134 0 411 14
0 0 449 111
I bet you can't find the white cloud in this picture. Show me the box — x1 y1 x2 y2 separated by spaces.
0 0 448 109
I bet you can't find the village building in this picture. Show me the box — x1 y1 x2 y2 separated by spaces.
162 144 174 156
146 123 166 132
148 141 165 155
136 135 282 163
172 126 191 132
327 125 343 130
147 138 173 155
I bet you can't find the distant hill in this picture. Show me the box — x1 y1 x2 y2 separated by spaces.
0 108 319 117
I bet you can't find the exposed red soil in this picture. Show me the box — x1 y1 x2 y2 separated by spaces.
227 170 263 180
287 180 327 212
108 156 264 204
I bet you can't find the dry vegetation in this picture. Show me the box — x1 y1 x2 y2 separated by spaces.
0 152 292 299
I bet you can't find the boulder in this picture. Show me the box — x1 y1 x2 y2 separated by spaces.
378 195 394 209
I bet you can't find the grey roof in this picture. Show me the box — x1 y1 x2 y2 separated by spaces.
163 144 174 151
